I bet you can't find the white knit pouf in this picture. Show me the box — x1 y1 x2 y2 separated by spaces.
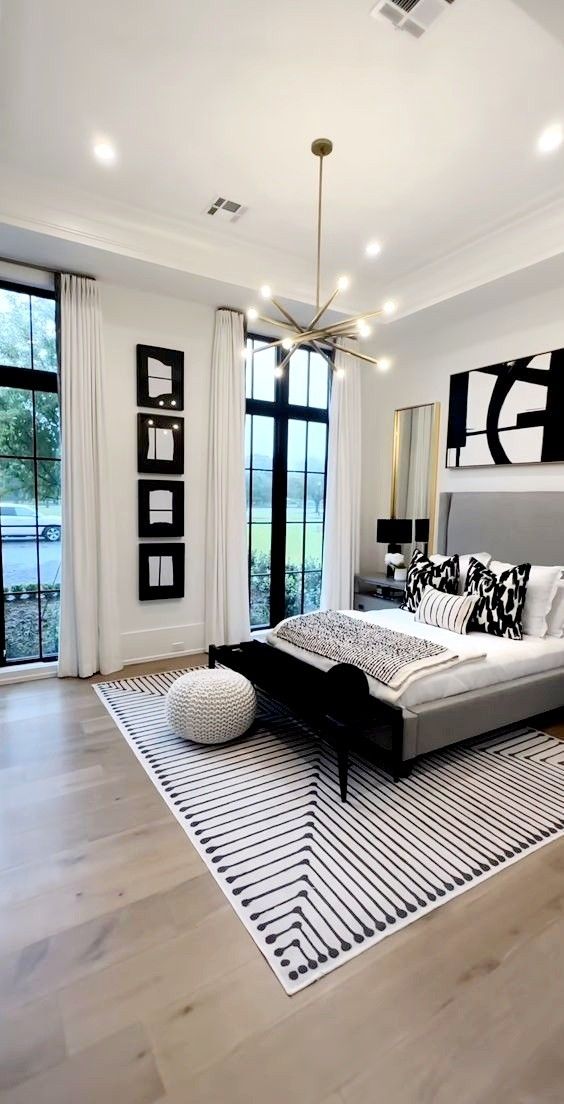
165 668 257 744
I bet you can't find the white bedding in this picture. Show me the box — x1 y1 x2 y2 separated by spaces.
264 607 564 710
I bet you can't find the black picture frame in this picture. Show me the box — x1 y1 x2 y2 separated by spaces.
137 413 184 474
139 542 185 601
138 480 184 538
137 345 184 410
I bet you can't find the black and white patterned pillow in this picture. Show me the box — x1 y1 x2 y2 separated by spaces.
402 548 460 614
465 557 531 640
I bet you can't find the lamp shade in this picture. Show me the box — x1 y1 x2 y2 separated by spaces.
376 518 413 545
415 518 430 543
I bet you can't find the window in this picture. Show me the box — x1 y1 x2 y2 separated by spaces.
0 280 60 665
245 335 330 628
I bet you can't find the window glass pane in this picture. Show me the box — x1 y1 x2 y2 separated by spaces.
286 471 305 522
304 572 322 614
285 523 303 571
0 387 33 457
40 589 60 656
308 354 329 408
0 457 36 518
250 576 270 627
305 523 323 570
251 523 271 574
285 573 302 618
307 422 327 472
306 472 325 520
35 391 61 458
252 416 274 469
252 469 272 522
0 289 32 368
245 342 253 398
252 344 275 402
287 419 306 471
244 414 251 468
31 297 57 372
4 594 40 661
245 471 250 520
288 348 308 406
37 460 61 519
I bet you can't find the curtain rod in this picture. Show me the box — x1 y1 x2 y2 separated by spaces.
0 254 95 281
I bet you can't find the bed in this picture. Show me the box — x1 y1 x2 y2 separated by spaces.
211 491 564 798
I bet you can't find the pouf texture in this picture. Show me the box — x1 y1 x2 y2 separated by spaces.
165 667 257 744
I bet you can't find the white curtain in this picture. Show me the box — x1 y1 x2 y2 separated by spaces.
320 345 362 611
58 275 122 677
205 309 251 646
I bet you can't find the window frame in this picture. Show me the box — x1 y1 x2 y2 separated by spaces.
0 278 60 666
245 334 331 628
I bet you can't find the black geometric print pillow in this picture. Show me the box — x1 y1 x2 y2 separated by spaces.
465 557 531 639
402 548 460 614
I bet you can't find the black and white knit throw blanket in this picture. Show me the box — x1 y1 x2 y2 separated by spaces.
274 611 459 691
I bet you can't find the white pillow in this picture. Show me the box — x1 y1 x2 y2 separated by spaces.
546 581 564 639
431 552 491 594
489 561 562 639
416 586 479 634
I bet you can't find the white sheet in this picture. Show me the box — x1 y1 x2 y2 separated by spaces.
264 607 564 710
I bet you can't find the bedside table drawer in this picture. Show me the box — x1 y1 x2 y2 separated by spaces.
354 595 401 612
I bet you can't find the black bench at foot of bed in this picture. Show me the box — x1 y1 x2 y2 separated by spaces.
209 640 407 802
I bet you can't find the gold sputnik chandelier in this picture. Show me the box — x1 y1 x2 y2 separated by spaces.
246 138 396 374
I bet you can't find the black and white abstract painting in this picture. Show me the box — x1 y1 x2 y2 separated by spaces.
137 345 184 410
139 542 185 600
137 413 184 475
138 480 184 538
446 349 564 468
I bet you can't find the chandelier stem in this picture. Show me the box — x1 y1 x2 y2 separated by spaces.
316 153 323 311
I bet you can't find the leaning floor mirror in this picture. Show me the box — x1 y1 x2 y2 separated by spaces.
391 402 440 558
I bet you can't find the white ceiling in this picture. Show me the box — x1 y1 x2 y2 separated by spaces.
1 0 564 319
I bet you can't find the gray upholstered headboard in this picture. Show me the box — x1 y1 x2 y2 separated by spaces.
437 492 564 565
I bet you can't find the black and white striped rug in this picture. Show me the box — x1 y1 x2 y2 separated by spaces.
95 670 564 993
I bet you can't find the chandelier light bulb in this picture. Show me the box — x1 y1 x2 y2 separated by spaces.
382 299 397 316
274 366 284 378
259 284 272 300
335 367 346 379
365 240 382 258
537 123 563 155
357 320 372 338
281 337 294 351
241 346 248 359
337 275 350 292
377 356 392 372
247 307 259 321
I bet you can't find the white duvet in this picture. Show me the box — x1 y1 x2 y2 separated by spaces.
264 607 564 710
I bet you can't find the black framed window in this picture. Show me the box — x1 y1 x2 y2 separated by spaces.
0 279 60 665
245 335 330 628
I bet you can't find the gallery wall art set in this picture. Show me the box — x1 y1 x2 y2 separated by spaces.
136 344 185 600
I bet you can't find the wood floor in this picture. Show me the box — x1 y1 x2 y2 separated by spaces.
1 657 564 1103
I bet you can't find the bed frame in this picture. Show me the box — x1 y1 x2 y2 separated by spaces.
213 491 564 800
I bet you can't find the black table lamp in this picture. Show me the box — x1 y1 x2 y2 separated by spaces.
376 518 413 578
415 517 430 556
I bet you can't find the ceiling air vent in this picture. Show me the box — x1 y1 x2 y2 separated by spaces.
370 0 456 36
205 196 246 222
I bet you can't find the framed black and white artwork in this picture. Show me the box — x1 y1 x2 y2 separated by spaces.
137 345 184 410
446 349 564 468
138 480 184 538
137 413 184 474
139 542 185 601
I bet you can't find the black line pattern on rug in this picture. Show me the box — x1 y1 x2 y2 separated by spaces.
96 670 564 993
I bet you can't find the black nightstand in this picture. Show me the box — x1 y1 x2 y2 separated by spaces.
354 573 405 613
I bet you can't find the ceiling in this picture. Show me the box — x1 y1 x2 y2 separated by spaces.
1 0 564 320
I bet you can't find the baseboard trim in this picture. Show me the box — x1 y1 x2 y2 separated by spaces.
0 661 58 686
122 646 205 666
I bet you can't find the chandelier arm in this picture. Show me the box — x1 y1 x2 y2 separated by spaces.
311 341 337 372
331 343 382 366
256 315 295 330
309 287 340 330
323 308 386 336
270 297 304 331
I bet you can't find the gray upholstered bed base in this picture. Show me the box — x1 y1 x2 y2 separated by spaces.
402 491 564 760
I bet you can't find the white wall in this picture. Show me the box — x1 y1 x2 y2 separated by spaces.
360 279 564 575
101 283 215 663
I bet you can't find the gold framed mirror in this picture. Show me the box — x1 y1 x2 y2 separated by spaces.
391 402 441 552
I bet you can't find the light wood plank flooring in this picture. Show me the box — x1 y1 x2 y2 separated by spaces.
1 656 564 1103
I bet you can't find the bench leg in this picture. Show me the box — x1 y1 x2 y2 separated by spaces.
208 645 216 669
337 738 349 803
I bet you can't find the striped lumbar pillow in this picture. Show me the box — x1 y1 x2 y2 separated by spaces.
415 585 478 634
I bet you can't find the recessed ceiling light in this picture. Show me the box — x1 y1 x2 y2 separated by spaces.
93 139 117 165
365 240 382 258
247 307 258 321
537 123 563 155
382 300 398 316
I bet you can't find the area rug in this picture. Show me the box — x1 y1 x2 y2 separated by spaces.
95 670 564 993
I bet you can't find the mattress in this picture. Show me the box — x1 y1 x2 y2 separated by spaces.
264 607 564 711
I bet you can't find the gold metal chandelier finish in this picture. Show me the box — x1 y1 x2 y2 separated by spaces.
249 139 385 369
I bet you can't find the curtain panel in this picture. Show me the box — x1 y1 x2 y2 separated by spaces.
320 345 362 611
205 308 251 646
57 274 122 677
